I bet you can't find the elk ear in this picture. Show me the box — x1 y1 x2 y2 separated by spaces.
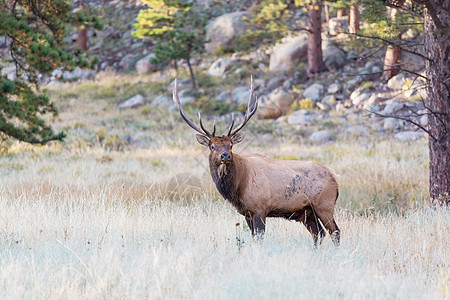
231 132 245 144
196 134 210 147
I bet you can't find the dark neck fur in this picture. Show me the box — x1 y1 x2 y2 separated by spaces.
209 154 245 213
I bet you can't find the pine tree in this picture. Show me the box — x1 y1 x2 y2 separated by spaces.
132 0 208 90
0 0 102 144
361 0 450 205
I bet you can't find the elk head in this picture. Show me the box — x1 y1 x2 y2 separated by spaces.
173 76 258 168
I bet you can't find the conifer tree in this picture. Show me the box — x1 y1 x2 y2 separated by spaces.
132 0 207 90
0 0 102 144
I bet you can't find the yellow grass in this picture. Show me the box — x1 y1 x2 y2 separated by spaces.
0 75 447 298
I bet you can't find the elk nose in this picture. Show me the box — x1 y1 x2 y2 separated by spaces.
221 153 231 162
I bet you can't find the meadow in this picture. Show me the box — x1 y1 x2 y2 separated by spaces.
0 74 448 299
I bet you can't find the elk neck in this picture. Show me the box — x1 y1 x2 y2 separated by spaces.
209 153 246 213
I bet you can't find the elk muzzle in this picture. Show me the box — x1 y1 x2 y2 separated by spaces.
220 152 231 164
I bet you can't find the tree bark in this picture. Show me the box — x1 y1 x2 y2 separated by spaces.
349 4 360 34
77 27 88 51
424 0 450 205
307 1 324 75
382 0 405 80
186 57 197 90
324 3 330 23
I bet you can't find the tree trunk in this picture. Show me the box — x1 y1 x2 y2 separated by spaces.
77 26 88 51
186 57 197 90
307 1 324 75
424 0 450 205
324 3 330 23
382 0 405 80
336 9 344 18
349 4 360 34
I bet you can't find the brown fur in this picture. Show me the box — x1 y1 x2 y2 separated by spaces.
208 135 340 246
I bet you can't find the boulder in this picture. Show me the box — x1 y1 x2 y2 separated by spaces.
322 95 337 106
215 91 231 102
345 125 369 136
327 83 340 94
394 131 423 141
287 109 313 126
232 86 251 104
118 94 145 108
205 11 249 53
119 54 137 70
267 76 284 89
1 65 16 80
387 73 406 90
352 93 371 106
135 54 158 74
383 118 400 130
258 88 293 119
329 17 349 35
269 34 308 72
322 41 346 70
151 95 172 107
303 83 324 101
208 58 243 77
309 130 332 143
383 99 404 115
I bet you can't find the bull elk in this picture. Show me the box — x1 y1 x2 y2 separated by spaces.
173 77 340 246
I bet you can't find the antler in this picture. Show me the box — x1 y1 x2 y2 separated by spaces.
227 75 258 137
173 80 216 138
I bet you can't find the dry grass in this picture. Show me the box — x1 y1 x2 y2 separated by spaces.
0 75 447 298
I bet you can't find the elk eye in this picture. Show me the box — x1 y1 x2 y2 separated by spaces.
211 145 215 150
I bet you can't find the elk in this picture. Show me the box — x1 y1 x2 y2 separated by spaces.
173 77 340 246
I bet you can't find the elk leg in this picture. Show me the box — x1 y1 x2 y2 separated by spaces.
299 207 326 247
253 214 266 237
314 208 340 246
245 216 254 235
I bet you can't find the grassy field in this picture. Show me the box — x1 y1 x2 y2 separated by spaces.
0 74 448 298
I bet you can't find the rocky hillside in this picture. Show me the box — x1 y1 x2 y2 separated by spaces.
1 1 428 143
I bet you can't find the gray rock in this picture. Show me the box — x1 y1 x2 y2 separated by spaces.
208 58 243 77
383 118 400 130
329 17 349 35
118 94 145 108
403 80 427 99
205 11 249 53
303 83 324 100
258 88 293 119
372 66 382 74
420 115 428 127
135 53 158 74
267 77 284 89
363 102 381 112
269 34 308 72
287 109 313 125
322 41 346 70
119 54 137 70
345 125 369 136
316 102 330 110
345 76 362 90
309 130 332 143
215 91 231 102
352 92 371 106
232 86 251 104
283 78 295 89
383 99 404 114
335 102 346 114
394 131 423 141
350 86 368 101
322 95 337 106
1 65 16 80
152 94 172 107
178 89 196 105
387 73 406 90
327 83 340 94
